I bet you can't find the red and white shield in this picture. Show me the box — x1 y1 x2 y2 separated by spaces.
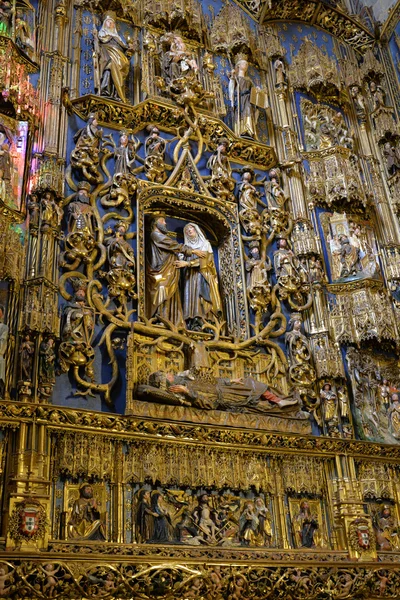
19 506 39 537
357 526 370 549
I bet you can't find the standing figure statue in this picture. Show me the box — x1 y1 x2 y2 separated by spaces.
229 56 259 139
19 333 35 382
292 500 319 548
383 142 400 177
39 337 56 383
374 504 400 551
63 181 97 265
114 130 138 176
237 168 262 211
0 305 7 398
71 113 103 182
274 58 286 87
93 11 133 103
207 137 235 201
146 216 206 326
175 223 222 331
285 315 316 388
144 125 166 183
68 484 106 541
160 32 198 86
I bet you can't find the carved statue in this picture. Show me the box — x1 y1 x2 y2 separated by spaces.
245 242 270 289
229 56 259 139
144 125 166 183
104 221 136 302
0 1 11 34
377 378 391 413
369 81 385 110
308 256 325 284
265 169 286 209
374 505 400 551
192 494 219 543
71 113 103 182
41 192 62 228
175 223 222 331
136 489 157 543
206 137 235 201
93 11 133 103
292 500 319 548
65 181 96 260
39 337 56 383
160 32 198 87
285 315 316 387
28 193 40 228
114 130 137 175
350 85 366 119
67 484 106 541
338 233 362 278
19 333 34 382
0 304 8 398
59 280 95 385
389 393 400 440
383 142 400 177
146 216 206 325
138 370 303 415
237 168 262 211
0 141 11 201
320 382 338 426
15 16 34 54
274 58 286 87
239 501 258 546
148 491 174 543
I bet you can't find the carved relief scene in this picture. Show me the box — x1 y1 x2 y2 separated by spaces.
1 0 400 593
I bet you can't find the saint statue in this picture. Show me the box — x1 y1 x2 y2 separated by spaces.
19 333 34 381
139 370 303 415
71 113 103 182
320 383 338 425
292 500 319 548
146 216 206 325
39 337 56 383
0 305 8 398
67 484 106 541
239 501 258 546
175 223 222 331
114 130 137 176
229 56 259 139
374 505 400 551
67 181 95 238
206 137 235 201
160 33 198 86
94 11 133 103
285 315 316 388
136 489 157 543
245 242 270 289
383 142 400 177
144 126 166 183
338 234 362 279
389 393 400 440
237 168 262 211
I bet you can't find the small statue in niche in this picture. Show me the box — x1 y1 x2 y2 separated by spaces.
71 113 103 182
377 378 391 413
239 501 258 546
369 81 386 110
146 216 206 326
383 141 400 177
254 496 272 546
15 15 34 54
19 333 34 382
285 315 316 388
206 137 235 201
67 484 106 541
229 55 260 139
41 191 63 228
388 393 400 440
350 85 366 119
308 256 325 284
93 11 134 103
160 32 198 87
332 112 353 149
28 193 40 228
320 382 338 428
337 385 350 420
144 125 166 183
338 233 362 278
148 491 174 543
174 223 222 331
0 140 11 201
292 500 319 548
0 1 11 34
374 504 400 551
273 57 286 87
67 181 95 239
39 337 56 383
0 304 8 398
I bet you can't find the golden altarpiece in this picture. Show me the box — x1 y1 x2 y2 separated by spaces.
1 0 400 596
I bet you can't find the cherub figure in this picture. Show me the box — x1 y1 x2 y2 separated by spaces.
42 564 61 598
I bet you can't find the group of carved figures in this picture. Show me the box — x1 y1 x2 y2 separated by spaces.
66 484 323 550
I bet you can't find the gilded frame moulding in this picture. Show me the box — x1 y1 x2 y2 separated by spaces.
3 401 400 460
0 559 398 598
69 95 277 170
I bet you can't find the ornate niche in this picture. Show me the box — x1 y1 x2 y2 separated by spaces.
301 100 367 209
